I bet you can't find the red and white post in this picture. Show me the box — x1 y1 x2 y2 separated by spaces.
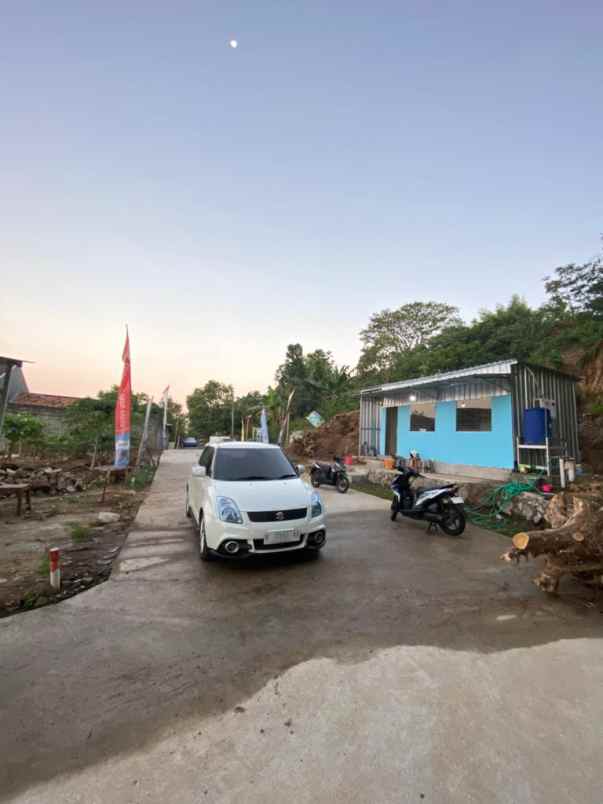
49 547 61 590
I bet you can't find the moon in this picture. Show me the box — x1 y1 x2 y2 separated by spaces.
228 39 238 49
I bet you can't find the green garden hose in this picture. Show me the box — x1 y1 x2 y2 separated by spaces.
465 480 538 534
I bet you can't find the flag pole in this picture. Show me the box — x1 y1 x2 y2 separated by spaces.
136 397 153 468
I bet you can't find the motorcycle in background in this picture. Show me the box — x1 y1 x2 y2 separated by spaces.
390 462 465 535
310 457 350 494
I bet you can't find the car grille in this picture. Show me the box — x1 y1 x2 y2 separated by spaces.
247 508 307 523
253 536 304 551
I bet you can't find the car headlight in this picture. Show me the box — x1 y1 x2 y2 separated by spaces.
311 491 322 518
216 496 243 524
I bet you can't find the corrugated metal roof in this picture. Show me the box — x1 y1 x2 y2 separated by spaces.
362 359 518 396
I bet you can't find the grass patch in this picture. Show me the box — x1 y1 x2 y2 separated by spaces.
37 554 50 576
129 466 156 490
352 480 394 501
68 521 93 542
22 590 38 609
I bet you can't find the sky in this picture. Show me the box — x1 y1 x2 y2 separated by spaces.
1 1 602 407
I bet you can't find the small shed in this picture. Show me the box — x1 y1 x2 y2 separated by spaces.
9 393 81 436
359 359 580 480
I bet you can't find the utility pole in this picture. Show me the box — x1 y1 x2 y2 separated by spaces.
231 387 235 439
136 397 153 468
161 386 170 449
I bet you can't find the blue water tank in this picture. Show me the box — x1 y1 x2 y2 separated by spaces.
523 408 551 444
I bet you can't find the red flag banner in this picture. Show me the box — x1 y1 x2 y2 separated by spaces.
114 332 131 468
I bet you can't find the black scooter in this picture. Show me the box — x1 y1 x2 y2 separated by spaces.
390 462 465 535
311 456 350 494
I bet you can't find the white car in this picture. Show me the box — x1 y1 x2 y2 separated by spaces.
185 442 327 560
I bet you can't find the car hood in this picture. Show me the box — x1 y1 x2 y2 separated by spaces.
213 478 311 512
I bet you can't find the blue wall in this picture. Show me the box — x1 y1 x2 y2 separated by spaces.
391 395 514 469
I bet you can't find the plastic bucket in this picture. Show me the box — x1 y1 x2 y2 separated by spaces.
383 457 395 470
565 458 576 482
343 454 353 466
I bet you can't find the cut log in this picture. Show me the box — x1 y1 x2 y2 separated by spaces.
501 486 603 595
511 496 602 558
512 527 583 555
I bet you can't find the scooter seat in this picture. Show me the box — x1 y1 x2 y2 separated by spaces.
419 483 455 493
315 461 332 470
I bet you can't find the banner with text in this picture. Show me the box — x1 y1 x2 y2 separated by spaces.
114 332 132 468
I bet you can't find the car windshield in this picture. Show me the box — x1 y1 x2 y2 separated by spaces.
213 448 297 482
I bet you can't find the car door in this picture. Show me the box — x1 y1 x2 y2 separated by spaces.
200 446 215 516
191 446 213 518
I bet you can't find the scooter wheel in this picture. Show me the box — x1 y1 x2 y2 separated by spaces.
336 476 350 494
440 508 466 536
390 510 398 521
310 472 321 488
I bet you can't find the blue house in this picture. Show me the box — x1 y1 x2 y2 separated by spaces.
359 360 579 479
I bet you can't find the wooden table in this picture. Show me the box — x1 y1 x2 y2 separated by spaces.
0 483 32 516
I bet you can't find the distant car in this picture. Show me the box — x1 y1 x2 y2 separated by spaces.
185 441 326 560
181 437 199 448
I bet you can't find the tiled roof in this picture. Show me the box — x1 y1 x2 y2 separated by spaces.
11 393 81 409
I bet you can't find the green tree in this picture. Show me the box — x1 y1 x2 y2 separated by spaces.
64 396 115 462
358 301 462 381
263 386 285 441
386 297 548 380
187 381 234 440
2 413 45 454
65 387 160 463
275 344 313 417
544 249 603 319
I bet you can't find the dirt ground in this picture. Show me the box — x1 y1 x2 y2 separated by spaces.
288 410 359 460
0 479 148 617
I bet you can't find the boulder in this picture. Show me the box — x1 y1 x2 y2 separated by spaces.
501 491 548 525
97 511 120 524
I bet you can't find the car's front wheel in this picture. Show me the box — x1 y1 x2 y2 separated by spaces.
199 515 214 561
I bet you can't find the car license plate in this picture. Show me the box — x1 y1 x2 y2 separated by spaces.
451 496 464 504
264 529 298 545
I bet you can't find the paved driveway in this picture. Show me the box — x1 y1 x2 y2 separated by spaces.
1 450 602 803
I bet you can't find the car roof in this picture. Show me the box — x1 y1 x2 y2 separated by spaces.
213 441 280 450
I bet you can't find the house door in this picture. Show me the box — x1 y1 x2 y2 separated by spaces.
385 407 398 456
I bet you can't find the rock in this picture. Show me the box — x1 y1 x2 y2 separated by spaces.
501 492 548 525
457 482 498 506
367 467 397 488
97 511 120 524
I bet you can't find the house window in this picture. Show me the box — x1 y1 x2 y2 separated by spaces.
410 402 436 432
456 398 492 432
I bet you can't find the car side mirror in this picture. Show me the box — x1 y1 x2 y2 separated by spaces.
192 466 206 478
297 464 305 475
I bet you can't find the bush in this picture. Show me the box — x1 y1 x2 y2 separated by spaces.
2 413 45 455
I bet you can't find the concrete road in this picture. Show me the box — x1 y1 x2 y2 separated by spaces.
1 450 602 803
